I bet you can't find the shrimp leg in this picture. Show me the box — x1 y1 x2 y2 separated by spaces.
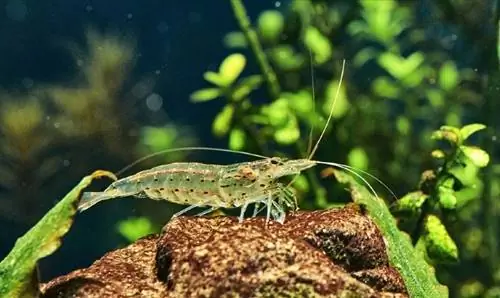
196 206 218 217
172 204 201 218
238 203 249 222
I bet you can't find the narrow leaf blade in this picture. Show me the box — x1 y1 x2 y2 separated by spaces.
0 170 116 297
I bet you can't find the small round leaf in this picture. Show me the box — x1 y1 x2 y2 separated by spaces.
190 88 221 102
212 105 234 137
257 10 284 42
460 145 490 168
229 128 246 151
219 53 246 85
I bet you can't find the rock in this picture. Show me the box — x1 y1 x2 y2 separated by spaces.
41 205 408 297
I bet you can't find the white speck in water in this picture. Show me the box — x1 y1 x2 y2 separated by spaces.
45 115 51 121
6 0 27 22
155 69 161 75
127 13 133 19
85 5 93 12
54 122 60 129
146 93 163 111
492 135 497 141
274 1 281 8
63 159 70 167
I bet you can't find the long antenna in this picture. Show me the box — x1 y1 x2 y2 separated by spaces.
306 49 316 155
308 59 346 160
116 146 269 177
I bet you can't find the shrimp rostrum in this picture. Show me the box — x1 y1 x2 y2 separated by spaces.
78 157 316 224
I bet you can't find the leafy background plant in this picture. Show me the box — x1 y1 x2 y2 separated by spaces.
0 0 499 297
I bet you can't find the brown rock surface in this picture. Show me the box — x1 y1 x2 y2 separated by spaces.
41 205 408 297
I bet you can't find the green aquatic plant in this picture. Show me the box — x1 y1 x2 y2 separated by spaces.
0 170 115 297
392 124 489 265
330 169 448 298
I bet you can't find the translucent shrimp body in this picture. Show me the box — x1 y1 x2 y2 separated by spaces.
78 157 316 223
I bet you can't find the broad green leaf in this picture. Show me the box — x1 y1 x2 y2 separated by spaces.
0 170 116 298
212 105 234 137
190 88 221 102
439 61 459 92
117 217 156 243
331 170 448 298
424 215 459 264
219 53 246 85
274 117 300 145
303 26 332 64
257 10 284 42
229 128 246 151
203 71 228 87
460 123 486 140
448 161 479 187
460 146 490 168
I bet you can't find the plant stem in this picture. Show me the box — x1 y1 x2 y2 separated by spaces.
230 0 281 99
481 3 499 277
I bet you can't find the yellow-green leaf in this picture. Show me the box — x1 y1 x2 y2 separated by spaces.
303 26 332 64
391 191 428 216
219 53 246 85
203 71 228 87
257 10 284 42
212 105 235 137
274 117 300 145
439 61 459 92
117 217 156 243
323 79 350 118
424 215 459 263
190 88 221 102
437 186 457 210
460 145 490 168
347 147 369 171
460 123 486 140
229 128 246 150
0 170 116 298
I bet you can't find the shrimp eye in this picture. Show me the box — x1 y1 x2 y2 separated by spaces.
270 158 280 165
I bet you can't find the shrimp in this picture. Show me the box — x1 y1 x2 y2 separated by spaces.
79 157 315 224
79 59 396 224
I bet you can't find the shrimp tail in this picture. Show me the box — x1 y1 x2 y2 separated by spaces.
78 192 113 211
